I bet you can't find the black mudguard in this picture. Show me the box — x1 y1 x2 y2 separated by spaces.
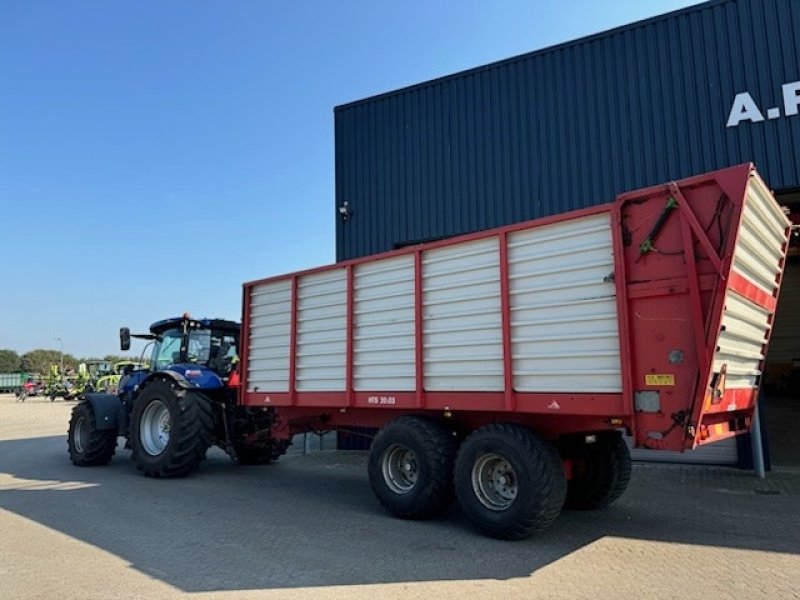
81 393 123 431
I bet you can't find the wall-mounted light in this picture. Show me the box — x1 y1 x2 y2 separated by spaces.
338 201 352 222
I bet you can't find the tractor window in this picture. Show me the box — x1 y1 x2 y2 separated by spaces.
187 330 212 364
208 331 239 374
152 329 182 370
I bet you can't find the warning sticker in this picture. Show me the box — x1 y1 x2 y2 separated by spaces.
645 374 675 386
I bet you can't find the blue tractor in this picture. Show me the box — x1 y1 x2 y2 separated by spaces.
67 315 288 477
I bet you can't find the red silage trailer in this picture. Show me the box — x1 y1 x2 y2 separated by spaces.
240 164 790 539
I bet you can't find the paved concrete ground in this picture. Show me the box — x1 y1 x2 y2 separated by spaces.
1 393 799 600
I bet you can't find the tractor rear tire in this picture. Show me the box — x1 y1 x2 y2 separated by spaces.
455 424 567 540
130 378 214 478
368 416 457 520
563 433 632 510
68 401 117 466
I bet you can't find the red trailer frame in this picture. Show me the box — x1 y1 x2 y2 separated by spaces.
240 164 790 454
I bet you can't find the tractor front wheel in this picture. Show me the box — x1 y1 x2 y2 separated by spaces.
130 379 214 478
68 401 117 466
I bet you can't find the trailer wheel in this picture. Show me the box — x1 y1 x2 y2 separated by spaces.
563 433 632 510
130 378 214 478
67 401 117 466
455 424 567 540
368 416 457 519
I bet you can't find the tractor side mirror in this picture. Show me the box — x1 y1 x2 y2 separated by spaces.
120 327 131 351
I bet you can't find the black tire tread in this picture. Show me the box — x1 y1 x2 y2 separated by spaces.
455 423 567 540
131 379 214 478
369 416 457 520
67 401 117 467
564 433 632 510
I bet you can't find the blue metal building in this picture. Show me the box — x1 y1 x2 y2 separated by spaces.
334 0 799 262
333 0 800 465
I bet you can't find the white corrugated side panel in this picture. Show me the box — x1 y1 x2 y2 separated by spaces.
731 177 787 295
354 255 416 391
422 237 503 391
628 436 738 465
508 213 622 393
247 280 292 392
714 178 787 388
296 269 347 392
714 294 770 388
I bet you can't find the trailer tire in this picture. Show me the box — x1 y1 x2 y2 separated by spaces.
130 379 214 478
368 416 457 520
455 424 567 540
68 401 117 466
563 433 632 510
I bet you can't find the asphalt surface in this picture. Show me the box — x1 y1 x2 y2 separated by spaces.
1 393 799 599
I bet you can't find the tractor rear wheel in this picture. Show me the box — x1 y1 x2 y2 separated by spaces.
130 378 214 478
368 416 457 520
68 401 117 466
563 433 632 510
455 424 567 540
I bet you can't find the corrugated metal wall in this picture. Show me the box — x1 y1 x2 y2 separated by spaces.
335 0 800 261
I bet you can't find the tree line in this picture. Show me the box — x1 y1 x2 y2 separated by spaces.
0 349 138 375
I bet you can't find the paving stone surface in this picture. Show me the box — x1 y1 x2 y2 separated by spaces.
1 394 798 599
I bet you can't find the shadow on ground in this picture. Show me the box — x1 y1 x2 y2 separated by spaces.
0 433 798 593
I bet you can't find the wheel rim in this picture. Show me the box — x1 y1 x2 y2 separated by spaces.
471 452 518 511
140 400 171 456
73 416 87 453
381 443 418 494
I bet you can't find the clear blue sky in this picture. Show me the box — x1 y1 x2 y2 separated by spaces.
0 0 700 359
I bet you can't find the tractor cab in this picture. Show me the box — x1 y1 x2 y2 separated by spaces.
120 315 240 384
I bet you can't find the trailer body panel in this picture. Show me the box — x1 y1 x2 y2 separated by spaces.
242 164 790 453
